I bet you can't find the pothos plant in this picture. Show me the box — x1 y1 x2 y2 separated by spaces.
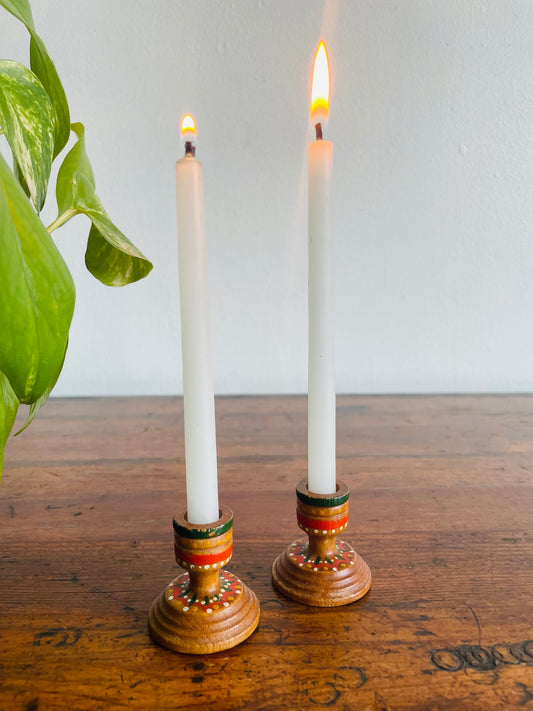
0 0 153 475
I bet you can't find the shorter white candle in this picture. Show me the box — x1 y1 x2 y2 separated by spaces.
176 114 219 525
307 42 336 495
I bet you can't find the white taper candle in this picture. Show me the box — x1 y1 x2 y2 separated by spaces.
176 115 219 524
307 42 336 495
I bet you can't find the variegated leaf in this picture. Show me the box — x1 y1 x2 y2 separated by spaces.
0 153 75 404
0 60 54 211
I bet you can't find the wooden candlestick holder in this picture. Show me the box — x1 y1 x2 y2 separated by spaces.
149 506 260 654
272 480 371 606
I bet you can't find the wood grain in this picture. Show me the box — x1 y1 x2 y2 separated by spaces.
1 395 533 709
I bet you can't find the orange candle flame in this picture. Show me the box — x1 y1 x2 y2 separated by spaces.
181 114 196 140
311 41 330 124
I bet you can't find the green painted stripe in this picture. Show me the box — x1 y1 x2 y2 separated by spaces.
296 489 350 508
173 515 233 539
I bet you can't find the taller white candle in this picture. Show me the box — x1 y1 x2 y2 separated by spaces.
176 115 219 525
308 42 336 495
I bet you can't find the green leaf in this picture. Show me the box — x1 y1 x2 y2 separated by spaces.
0 0 35 30
30 34 70 156
0 153 75 403
84 211 153 287
56 122 94 214
0 0 70 156
0 60 55 211
15 338 68 435
55 123 153 286
0 371 19 475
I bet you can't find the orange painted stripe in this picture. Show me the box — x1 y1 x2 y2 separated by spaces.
175 544 233 566
297 514 348 531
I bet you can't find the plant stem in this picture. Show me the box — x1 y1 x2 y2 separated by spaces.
47 208 77 233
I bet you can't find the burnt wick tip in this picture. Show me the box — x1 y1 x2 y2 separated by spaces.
315 122 323 140
185 141 196 156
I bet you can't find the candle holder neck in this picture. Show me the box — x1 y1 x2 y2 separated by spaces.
188 569 221 599
308 534 337 561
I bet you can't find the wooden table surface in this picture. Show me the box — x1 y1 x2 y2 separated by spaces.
1 395 533 710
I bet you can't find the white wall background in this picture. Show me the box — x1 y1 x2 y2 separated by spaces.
1 0 532 395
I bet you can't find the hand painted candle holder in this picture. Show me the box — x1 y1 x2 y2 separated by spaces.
272 480 371 606
149 506 260 654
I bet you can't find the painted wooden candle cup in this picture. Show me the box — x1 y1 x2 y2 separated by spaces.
272 480 371 607
149 506 260 654
173 508 233 600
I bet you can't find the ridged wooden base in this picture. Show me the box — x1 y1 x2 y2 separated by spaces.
272 537 371 606
149 570 260 654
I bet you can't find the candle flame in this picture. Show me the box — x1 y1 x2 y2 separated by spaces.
310 41 330 123
181 114 196 139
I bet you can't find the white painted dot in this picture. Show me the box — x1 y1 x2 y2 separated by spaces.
332 568 337 572
236 589 242 594
206 608 213 614
332 529 336 533
313 567 318 571
190 564 195 569
314 529 318 534
322 530 327 534
168 595 174 600
205 564 210 570
183 606 189 612
223 602 229 607
350 560 354 565
299 563 304 567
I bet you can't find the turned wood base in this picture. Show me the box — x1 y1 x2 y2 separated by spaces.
149 506 260 654
272 536 371 606
149 570 260 654
272 480 371 607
